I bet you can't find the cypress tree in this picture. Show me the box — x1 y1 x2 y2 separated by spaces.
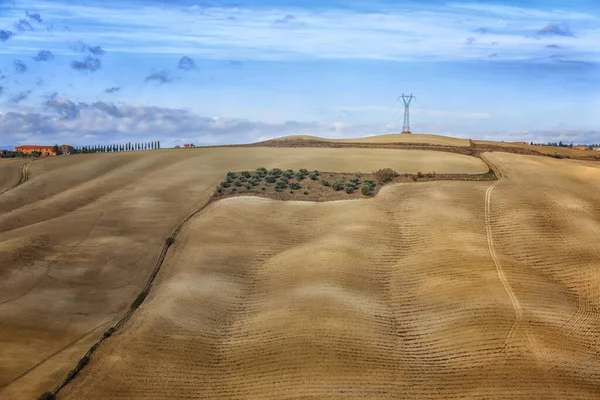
158 141 161 149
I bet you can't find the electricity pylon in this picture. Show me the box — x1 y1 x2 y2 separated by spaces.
400 93 416 134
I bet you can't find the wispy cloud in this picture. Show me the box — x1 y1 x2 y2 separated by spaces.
145 70 173 84
274 14 295 24
71 56 102 72
14 60 27 73
178 56 196 71
15 19 34 32
538 23 575 37
33 50 54 62
9 90 31 104
104 86 121 93
70 40 106 56
0 30 14 41
26 11 43 23
2 2 598 63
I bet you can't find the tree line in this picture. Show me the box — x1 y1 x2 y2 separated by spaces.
59 141 161 154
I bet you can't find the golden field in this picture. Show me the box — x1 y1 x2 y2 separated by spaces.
1 141 599 399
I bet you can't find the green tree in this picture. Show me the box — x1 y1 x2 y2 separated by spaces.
52 144 60 155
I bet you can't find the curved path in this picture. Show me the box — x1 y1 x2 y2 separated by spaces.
0 159 32 196
481 154 523 349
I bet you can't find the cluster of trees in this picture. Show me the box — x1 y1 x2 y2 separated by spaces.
63 141 161 154
0 150 38 158
530 142 599 150
324 174 375 194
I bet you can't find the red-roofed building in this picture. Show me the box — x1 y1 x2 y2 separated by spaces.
14 145 57 156
183 143 190 148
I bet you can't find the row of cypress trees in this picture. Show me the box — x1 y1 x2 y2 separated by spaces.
70 141 161 154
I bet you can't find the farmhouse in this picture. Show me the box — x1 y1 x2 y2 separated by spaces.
594 147 600 151
14 145 57 156
573 145 588 151
59 144 75 155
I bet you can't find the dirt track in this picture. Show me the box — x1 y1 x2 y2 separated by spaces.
0 160 31 195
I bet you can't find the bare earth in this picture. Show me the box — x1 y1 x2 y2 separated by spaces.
52 151 600 399
0 147 486 399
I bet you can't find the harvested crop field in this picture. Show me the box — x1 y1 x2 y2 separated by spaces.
270 133 471 147
0 147 486 399
58 151 600 399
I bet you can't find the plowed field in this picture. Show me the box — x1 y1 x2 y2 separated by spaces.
59 152 600 399
0 147 486 399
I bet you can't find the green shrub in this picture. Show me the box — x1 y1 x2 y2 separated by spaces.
361 184 371 196
269 168 283 176
332 180 343 191
417 171 423 178
345 186 355 194
251 174 262 181
244 183 252 190
275 180 287 190
238 176 247 182
261 187 266 191
241 170 251 178
256 167 268 175
295 172 305 181
235 180 243 187
283 169 295 178
313 170 320 175
232 188 237 193
251 180 260 186
220 181 230 188
216 186 223 193
299 168 309 175
363 179 375 188
279 176 289 184
350 177 361 185
226 171 236 179
290 190 294 194
309 173 318 180
320 179 330 186
289 182 301 190
304 191 309 195
265 175 277 183
373 168 399 184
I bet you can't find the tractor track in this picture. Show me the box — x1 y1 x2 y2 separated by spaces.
481 155 523 350
0 160 33 196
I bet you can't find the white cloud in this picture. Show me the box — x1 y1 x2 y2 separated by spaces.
8 1 600 62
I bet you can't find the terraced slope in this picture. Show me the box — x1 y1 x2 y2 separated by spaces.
59 152 600 399
0 147 485 399
0 159 29 195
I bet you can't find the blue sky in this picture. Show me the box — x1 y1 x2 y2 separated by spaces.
0 0 599 147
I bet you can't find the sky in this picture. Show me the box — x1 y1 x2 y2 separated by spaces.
0 0 599 147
